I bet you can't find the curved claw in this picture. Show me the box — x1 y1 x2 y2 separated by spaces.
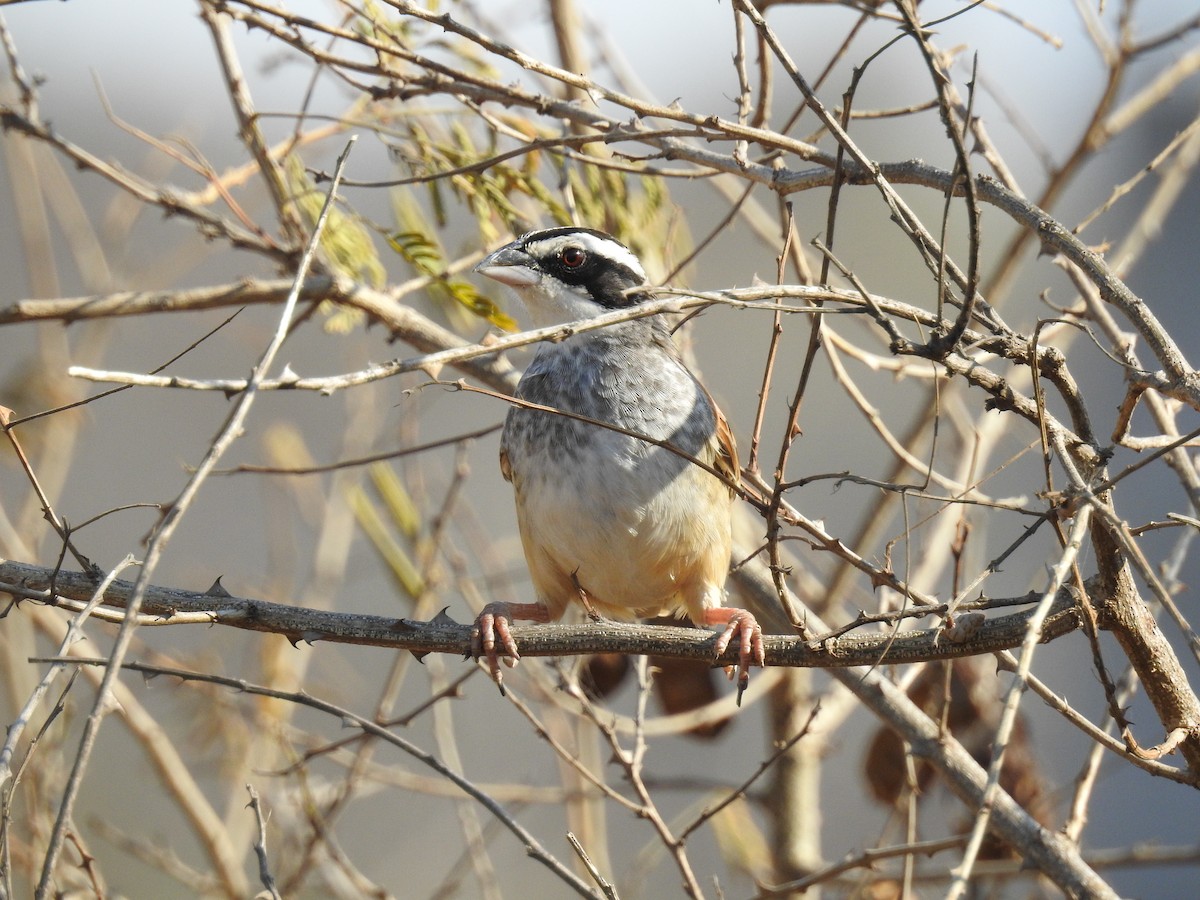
470 601 551 695
702 607 765 706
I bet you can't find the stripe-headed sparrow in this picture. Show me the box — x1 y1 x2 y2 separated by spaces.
472 227 764 698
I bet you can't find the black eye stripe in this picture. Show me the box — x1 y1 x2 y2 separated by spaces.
514 229 648 308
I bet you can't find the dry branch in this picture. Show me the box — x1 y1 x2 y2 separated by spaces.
1 558 1079 669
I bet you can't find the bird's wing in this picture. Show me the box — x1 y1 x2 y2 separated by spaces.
702 382 740 495
499 445 513 483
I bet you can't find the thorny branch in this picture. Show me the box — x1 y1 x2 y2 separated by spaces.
0 559 1082 671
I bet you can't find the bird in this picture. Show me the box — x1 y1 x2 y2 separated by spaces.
471 226 764 699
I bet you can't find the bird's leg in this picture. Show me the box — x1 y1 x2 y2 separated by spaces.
701 606 765 705
570 571 603 622
471 601 551 693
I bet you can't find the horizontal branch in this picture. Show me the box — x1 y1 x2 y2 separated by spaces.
17 273 1098 469
9 271 1100 478
0 559 1080 669
56 283 837 395
1 274 521 397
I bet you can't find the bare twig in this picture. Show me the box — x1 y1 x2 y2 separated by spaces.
0 555 137 792
245 784 282 900
568 832 620 900
33 138 359 899
947 507 1093 898
40 656 604 899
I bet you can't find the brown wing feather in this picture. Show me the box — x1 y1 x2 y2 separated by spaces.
700 381 739 495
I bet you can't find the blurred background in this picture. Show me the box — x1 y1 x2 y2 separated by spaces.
3 1 1200 897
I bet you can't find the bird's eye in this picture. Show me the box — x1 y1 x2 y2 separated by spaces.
559 246 587 268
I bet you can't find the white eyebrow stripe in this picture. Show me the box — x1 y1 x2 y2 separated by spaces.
523 232 648 283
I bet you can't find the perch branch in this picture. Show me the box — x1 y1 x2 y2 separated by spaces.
2 557 1079 667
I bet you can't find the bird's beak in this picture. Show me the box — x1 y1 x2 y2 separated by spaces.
475 244 541 287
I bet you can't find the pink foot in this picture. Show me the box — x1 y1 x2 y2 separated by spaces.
701 607 765 705
471 601 550 694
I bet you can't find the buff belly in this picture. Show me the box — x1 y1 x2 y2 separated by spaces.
509 440 732 623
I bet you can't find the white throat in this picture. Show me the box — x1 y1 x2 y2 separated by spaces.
512 279 608 328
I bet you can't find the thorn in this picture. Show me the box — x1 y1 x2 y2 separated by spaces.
431 607 458 626
205 576 232 598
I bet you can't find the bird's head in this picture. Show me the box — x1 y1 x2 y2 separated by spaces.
475 227 650 327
